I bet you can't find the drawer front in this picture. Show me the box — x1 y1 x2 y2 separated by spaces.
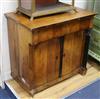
80 17 93 30
67 19 80 33
33 26 54 45
32 18 92 45
32 23 69 45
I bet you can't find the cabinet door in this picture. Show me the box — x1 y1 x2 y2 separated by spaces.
62 32 84 76
33 38 60 87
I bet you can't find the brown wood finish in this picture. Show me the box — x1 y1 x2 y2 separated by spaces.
6 9 95 96
6 9 95 30
62 31 84 76
47 39 60 82
32 38 60 87
7 19 19 79
17 25 34 90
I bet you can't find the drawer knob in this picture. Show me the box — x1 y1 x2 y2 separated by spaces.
56 56 58 60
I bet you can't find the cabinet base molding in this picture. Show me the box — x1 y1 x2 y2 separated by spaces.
79 67 87 75
12 68 80 96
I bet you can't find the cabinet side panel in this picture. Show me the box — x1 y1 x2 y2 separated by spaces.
7 19 19 78
71 32 84 70
17 25 33 89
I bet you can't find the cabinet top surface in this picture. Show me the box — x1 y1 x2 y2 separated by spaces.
6 8 95 31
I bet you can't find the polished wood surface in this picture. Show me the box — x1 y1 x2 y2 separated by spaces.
32 38 60 87
6 9 95 96
6 8 95 30
62 31 84 76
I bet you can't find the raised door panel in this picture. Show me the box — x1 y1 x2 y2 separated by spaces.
33 38 60 87
47 39 60 82
62 31 84 76
62 34 73 76
33 41 48 87
71 32 84 70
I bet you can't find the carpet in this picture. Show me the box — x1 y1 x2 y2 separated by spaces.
0 84 17 99
64 79 100 99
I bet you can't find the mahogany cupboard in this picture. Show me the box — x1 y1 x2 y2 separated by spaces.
6 8 95 96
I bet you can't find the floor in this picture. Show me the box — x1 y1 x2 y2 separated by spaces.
6 59 100 99
65 79 100 99
0 85 17 99
0 89 13 99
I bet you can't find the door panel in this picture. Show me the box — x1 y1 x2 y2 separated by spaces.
71 32 84 70
62 32 84 76
62 34 73 76
47 39 60 82
33 42 48 87
33 38 60 87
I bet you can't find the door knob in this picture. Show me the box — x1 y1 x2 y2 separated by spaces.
63 53 66 57
56 56 58 60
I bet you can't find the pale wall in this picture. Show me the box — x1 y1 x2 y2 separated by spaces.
61 0 88 9
1 0 88 81
1 0 18 81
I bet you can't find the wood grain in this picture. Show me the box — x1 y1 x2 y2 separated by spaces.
5 8 95 30
6 9 95 96
47 38 60 82
33 41 48 87
17 25 33 90
32 38 60 87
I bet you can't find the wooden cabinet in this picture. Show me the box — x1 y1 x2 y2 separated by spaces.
6 9 95 96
